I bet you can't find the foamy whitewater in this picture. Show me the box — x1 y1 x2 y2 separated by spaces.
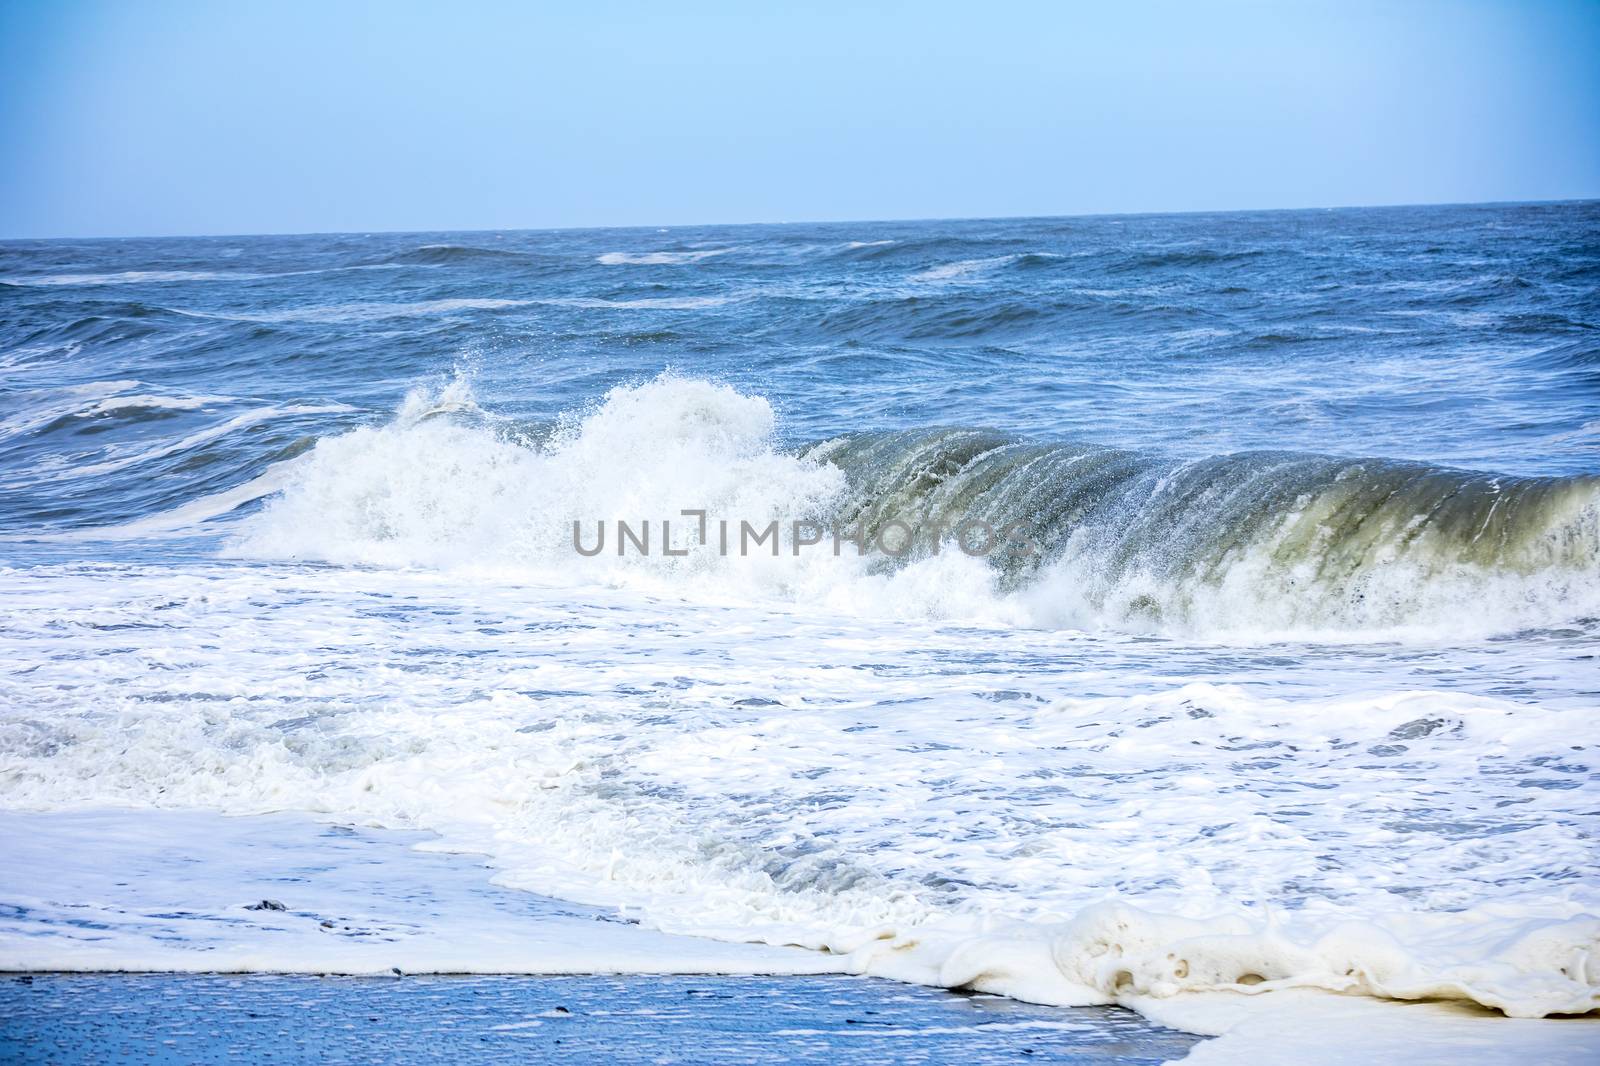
1 205 1597 1061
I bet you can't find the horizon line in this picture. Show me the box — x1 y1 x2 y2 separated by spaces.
3 195 1596 244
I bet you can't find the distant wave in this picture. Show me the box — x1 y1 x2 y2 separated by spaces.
76 394 231 418
0 380 353 531
9 459 300 542
0 380 142 441
828 234 1035 264
175 298 536 324
375 244 534 266
175 294 736 324
40 403 352 481
910 253 1070 283
911 256 1015 283
1120 247 1266 270
0 270 264 287
0 264 422 288
597 249 734 266
812 295 1059 340
539 295 737 310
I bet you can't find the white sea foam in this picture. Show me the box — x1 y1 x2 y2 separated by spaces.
597 249 734 265
911 256 1017 283
235 375 855 587
1013 503 1600 642
76 393 231 416
0 560 1593 1038
0 341 83 372
911 253 1065 283
538 295 737 310
1136 989 1600 1064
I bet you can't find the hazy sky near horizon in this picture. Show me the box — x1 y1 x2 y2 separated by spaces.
2 1 1597 238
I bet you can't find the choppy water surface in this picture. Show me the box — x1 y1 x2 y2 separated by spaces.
1 204 1597 1046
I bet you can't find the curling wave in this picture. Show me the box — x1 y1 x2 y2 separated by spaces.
815 428 1600 636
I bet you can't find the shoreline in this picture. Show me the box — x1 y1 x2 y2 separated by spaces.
4 809 1597 1063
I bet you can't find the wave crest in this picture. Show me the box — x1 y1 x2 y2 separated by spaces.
815 428 1600 636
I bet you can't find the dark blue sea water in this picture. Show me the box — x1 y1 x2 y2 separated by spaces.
1 204 1597 1053
2 202 1596 541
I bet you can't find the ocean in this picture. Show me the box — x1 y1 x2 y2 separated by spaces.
1 202 1597 1059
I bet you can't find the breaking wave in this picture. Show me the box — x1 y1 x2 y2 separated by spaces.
234 376 1600 638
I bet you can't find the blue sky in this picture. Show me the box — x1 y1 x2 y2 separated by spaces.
2 0 1597 238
